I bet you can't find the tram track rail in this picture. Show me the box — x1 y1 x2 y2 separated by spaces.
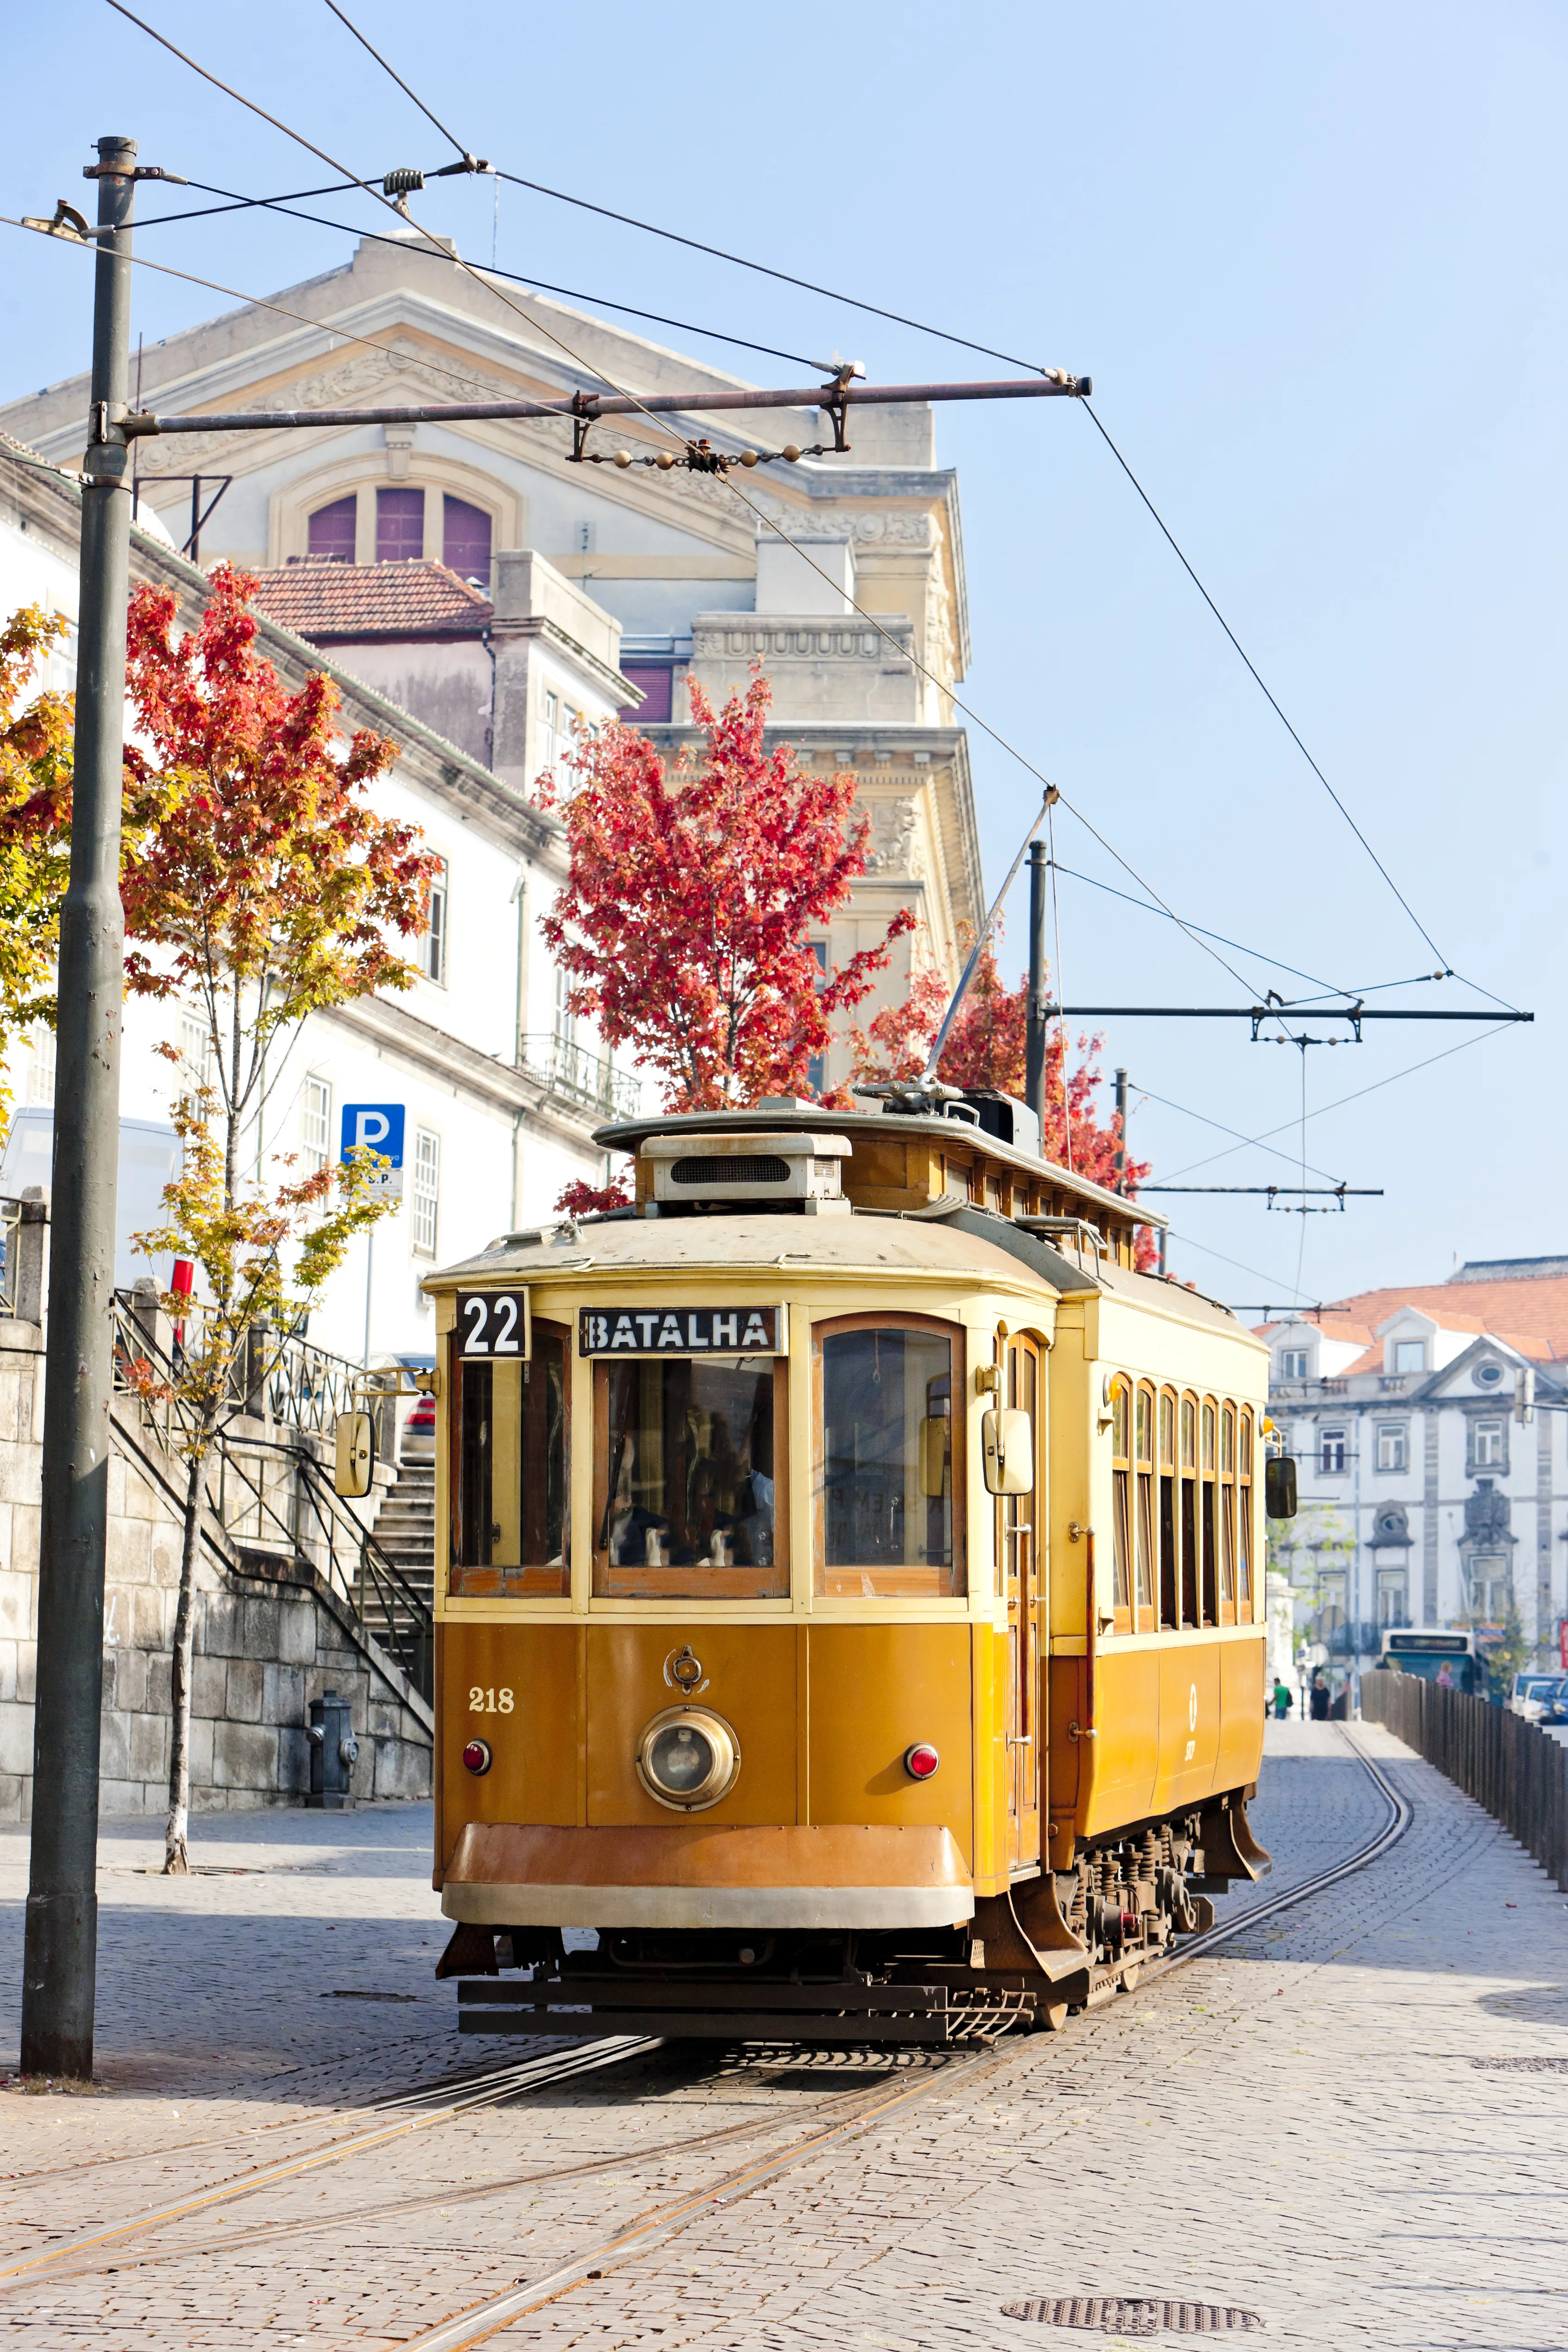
0 1730 1411 2330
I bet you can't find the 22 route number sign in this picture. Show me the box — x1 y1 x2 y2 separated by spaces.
456 1290 532 1359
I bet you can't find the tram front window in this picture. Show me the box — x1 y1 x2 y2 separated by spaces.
818 1322 964 1598
450 1321 569 1596
594 1357 786 1598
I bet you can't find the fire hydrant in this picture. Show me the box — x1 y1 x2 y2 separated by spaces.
307 1688 359 1809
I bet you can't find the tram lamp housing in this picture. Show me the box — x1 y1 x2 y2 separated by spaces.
1265 1455 1298 1519
643 1129 850 1208
635 1706 742 1811
462 1738 493 1775
903 1742 941 1781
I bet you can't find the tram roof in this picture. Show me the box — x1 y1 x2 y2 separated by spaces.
591 1101 1167 1233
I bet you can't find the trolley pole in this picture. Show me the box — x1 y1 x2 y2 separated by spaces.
1025 840 1047 1133
1114 1067 1128 1192
21 134 138 2079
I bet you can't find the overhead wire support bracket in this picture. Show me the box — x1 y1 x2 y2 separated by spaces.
1040 1004 1532 1039
113 371 1093 441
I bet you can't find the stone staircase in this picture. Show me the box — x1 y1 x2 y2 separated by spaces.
371 1458 436 1613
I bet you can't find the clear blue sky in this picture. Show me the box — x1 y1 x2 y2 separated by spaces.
3 1 1561 1312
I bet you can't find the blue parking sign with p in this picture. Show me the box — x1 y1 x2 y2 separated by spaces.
341 1104 405 1166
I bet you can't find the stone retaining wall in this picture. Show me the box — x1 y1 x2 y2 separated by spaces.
0 1317 433 1823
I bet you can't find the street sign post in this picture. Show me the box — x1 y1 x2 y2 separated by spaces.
342 1104 405 1369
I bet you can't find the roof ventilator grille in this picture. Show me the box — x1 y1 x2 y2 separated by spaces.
670 1155 791 1187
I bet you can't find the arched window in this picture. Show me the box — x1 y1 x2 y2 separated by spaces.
443 495 492 585
307 495 356 562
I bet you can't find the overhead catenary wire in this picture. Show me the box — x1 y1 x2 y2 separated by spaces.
303 0 1500 1014
132 178 837 375
101 0 1275 1037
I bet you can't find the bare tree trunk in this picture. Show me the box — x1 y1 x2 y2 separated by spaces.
163 1442 209 1875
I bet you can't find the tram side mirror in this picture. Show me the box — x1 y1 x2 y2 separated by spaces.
334 1411 375 1499
981 1407 1032 1497
1265 1454 1298 1519
918 1414 949 1498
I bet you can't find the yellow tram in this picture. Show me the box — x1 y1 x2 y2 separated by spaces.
392 1091 1273 2043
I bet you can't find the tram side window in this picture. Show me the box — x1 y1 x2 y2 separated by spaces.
451 1321 569 1597
1199 1399 1217 1626
594 1355 786 1598
1134 1384 1156 1624
1110 1378 1132 1625
816 1319 965 1598
1179 1395 1199 1627
1237 1409 1254 1612
1219 1403 1237 1622
1158 1388 1178 1629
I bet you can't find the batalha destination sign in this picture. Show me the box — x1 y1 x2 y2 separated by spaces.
577 1305 788 1356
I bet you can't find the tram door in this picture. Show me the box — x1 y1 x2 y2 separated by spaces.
1002 1335 1043 1871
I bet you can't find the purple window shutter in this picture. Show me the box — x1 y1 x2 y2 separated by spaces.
617 664 673 723
307 496 357 563
376 487 425 563
442 496 492 585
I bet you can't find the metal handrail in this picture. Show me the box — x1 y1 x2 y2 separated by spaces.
519 1031 640 1117
108 1292 433 1697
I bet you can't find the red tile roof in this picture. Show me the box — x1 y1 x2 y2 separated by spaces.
248 559 492 640
1259 1276 1568 1364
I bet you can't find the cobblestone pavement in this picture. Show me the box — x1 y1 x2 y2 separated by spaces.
1 1723 1563 2348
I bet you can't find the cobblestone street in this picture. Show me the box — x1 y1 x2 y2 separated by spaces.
2 1722 1564 2349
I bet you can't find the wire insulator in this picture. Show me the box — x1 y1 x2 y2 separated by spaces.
383 167 425 195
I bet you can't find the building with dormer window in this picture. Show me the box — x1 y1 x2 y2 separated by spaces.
1259 1257 1568 1664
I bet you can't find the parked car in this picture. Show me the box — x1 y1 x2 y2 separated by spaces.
1507 1673 1566 1723
365 1351 436 1467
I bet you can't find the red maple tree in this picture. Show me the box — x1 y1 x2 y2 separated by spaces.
542 672 913 1210
856 933 1158 1264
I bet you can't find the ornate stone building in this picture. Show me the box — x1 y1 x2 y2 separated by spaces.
0 232 983 1089
1260 1257 1568 1665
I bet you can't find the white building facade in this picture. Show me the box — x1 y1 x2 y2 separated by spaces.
0 433 625 1367
1262 1257 1568 1665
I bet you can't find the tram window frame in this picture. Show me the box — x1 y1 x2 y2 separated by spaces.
590 1354 790 1600
449 1318 571 1598
813 1311 967 1599
1158 1386 1178 1629
1237 1408 1255 1613
1134 1382 1156 1628
1110 1376 1133 1631
1219 1402 1237 1624
1199 1398 1218 1626
1179 1393 1199 1626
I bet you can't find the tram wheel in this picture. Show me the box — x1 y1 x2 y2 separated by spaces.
1119 1963 1142 1992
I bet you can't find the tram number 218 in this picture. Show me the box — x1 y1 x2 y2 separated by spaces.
469 1687 515 1713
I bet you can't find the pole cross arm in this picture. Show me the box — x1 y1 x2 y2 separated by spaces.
114 372 1091 440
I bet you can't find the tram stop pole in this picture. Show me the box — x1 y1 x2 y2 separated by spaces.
20 134 138 2079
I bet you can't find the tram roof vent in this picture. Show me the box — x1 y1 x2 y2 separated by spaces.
641 1129 851 1208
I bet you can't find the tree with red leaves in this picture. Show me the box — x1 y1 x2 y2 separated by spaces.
856 933 1157 1259
541 672 912 1209
120 565 439 1871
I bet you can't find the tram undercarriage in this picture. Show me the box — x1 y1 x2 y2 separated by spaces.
445 1793 1270 2047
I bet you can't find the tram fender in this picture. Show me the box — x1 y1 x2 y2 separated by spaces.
972 1886 1089 1986
1196 1796 1272 1883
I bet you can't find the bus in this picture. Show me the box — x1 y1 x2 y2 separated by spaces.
1377 1629 1489 1698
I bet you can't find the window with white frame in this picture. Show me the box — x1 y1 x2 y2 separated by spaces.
420 858 449 985
1375 1423 1408 1473
1473 1418 1505 1468
26 1023 55 1105
178 1009 217 1103
1319 1427 1348 1474
553 964 577 1050
412 1128 440 1256
302 1075 332 1175
1468 1554 1511 1619
1393 1339 1426 1374
1279 1348 1309 1380
538 689 559 782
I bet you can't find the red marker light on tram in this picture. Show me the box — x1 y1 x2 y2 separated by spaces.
903 1742 940 1781
462 1738 493 1775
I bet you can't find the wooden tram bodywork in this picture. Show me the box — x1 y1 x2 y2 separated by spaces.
422 1097 1271 2044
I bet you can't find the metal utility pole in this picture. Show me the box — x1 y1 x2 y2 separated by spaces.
21 135 137 2080
1025 841 1047 1131
1113 1066 1128 1193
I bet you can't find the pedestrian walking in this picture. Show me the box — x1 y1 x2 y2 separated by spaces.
1310 1670 1331 1722
1272 1678 1293 1720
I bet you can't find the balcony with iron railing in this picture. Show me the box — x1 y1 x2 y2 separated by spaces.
519 1031 641 1119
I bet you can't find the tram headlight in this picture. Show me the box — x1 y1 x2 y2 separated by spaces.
635 1706 741 1812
